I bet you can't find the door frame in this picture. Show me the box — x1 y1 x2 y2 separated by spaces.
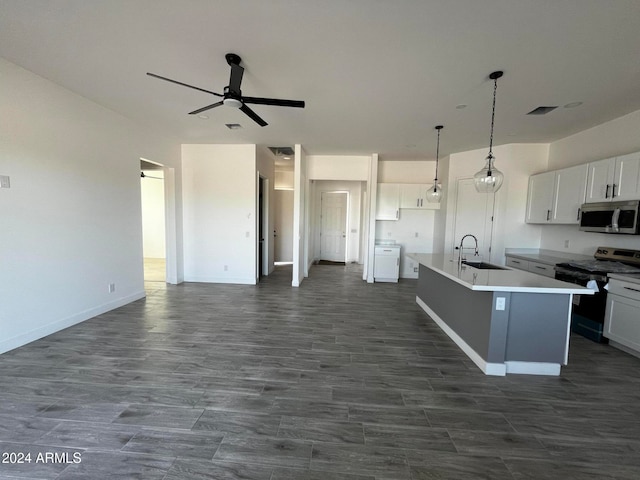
256 173 270 281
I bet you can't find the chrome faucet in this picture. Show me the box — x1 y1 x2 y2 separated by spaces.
458 234 479 268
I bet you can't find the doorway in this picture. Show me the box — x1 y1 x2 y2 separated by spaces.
452 178 495 261
140 160 166 282
319 191 348 263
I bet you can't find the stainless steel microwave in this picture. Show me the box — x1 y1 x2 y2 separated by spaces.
579 200 640 234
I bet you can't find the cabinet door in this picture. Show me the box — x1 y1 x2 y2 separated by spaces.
552 164 588 224
526 172 555 223
376 184 400 220
604 294 640 352
399 184 422 209
585 157 615 203
613 152 640 201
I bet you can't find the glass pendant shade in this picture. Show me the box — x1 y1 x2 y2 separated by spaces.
473 154 504 193
426 182 443 203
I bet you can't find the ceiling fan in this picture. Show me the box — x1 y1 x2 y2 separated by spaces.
147 53 305 127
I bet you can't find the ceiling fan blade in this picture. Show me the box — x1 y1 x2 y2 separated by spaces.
147 72 223 97
242 96 305 108
188 101 224 115
240 104 268 127
229 63 244 94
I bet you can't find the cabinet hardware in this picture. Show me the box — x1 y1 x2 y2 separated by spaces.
605 184 610 198
417 199 420 207
546 210 551 221
576 208 581 221
512 260 521 264
534 266 546 270
623 286 640 293
612 183 617 198
420 199 423 207
396 209 399 219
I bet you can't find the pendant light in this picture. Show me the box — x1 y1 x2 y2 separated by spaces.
426 125 444 203
474 71 504 193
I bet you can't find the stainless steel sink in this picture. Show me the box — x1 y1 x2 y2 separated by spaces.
462 261 507 270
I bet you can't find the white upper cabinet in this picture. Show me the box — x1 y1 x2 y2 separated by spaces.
526 172 555 223
552 164 588 223
376 183 400 220
399 184 441 209
586 152 640 203
400 184 426 209
613 152 640 201
526 164 587 224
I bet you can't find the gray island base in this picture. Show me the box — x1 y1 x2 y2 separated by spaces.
409 254 594 376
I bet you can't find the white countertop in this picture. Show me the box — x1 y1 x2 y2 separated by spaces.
408 253 595 295
504 249 593 266
608 272 640 285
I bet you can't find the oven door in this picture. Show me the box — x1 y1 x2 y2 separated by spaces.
554 266 609 343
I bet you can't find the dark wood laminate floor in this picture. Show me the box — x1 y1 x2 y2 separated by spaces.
1 264 640 479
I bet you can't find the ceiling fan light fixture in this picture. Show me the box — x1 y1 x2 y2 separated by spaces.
474 70 505 193
426 125 444 203
223 97 242 108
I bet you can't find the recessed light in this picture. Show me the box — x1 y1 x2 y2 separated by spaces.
564 101 583 108
225 123 243 130
197 114 209 119
456 104 467 109
283 156 291 160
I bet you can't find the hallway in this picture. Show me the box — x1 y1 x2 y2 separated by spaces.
1 265 639 479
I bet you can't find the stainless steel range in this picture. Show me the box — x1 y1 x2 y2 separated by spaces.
555 247 640 342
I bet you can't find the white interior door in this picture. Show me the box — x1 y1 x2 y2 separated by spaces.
320 192 348 262
452 178 495 261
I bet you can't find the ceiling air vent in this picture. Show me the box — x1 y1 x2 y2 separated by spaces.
527 106 558 115
268 146 295 156
225 123 243 130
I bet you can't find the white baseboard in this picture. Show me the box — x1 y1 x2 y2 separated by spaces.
183 276 256 285
0 290 146 355
505 361 560 376
416 296 506 376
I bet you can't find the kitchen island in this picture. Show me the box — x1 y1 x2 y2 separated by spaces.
408 254 594 376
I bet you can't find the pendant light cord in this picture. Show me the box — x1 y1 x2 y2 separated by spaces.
435 127 441 181
486 71 503 176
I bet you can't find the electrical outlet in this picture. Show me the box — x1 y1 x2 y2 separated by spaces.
564 240 570 248
414 267 418 273
224 265 228 271
0 175 10 188
108 283 115 293
496 297 506 311
415 232 419 237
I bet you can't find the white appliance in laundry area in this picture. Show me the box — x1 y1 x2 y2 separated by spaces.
374 242 401 283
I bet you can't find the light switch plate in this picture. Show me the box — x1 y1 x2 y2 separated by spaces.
496 297 506 311
0 175 10 188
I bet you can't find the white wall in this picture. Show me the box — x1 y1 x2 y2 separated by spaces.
275 170 294 190
441 144 549 264
141 169 166 258
0 58 182 354
182 144 257 284
378 160 436 183
541 108 640 254
292 144 307 286
311 180 363 264
307 155 370 181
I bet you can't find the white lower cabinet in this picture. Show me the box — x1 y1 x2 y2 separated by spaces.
505 256 555 278
604 278 640 354
374 246 400 283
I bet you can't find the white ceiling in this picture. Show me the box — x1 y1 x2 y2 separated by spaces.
2 0 640 160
